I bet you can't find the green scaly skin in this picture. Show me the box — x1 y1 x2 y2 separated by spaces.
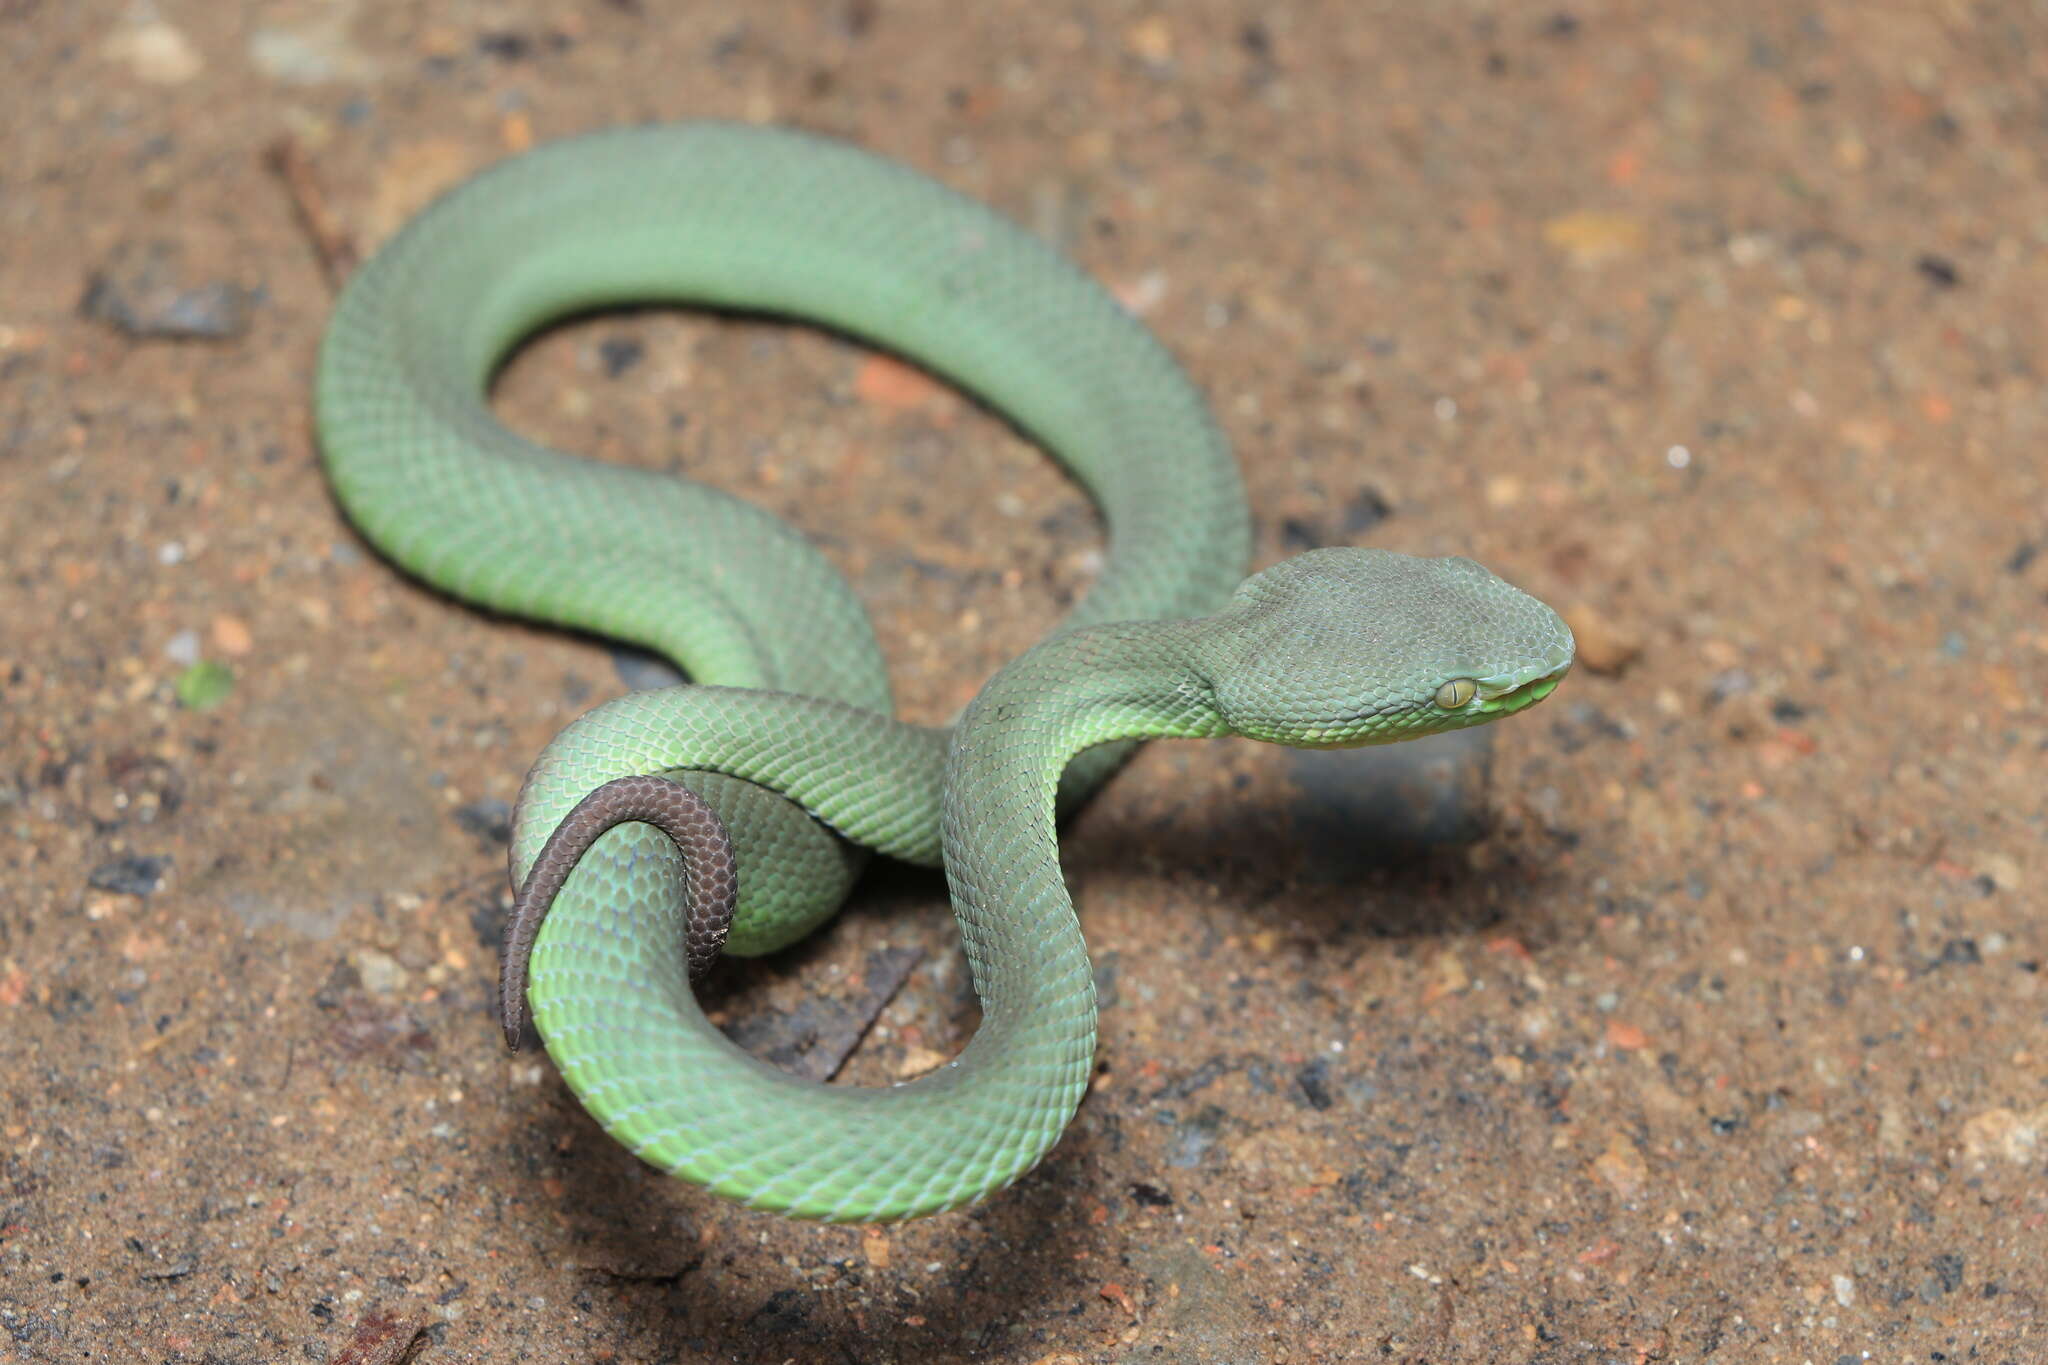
314 123 1573 1221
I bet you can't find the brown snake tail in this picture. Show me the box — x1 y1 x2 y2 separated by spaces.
498 774 739 1051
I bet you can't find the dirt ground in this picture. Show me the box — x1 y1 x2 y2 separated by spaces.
4 1 2046 1361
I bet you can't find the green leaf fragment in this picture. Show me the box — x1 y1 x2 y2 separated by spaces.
175 659 234 710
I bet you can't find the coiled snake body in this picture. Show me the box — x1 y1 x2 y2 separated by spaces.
315 123 1572 1221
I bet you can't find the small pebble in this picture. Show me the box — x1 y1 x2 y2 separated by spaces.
476 30 532 61
1589 1132 1648 1199
1915 254 1960 289
1542 210 1647 265
102 18 203 84
1342 488 1392 535
1961 1106 2048 1164
1705 669 1751 705
210 615 253 657
1561 603 1641 677
894 1046 947 1079
87 855 172 897
79 244 253 342
1123 15 1173 65
349 947 409 995
598 336 645 378
248 17 378 85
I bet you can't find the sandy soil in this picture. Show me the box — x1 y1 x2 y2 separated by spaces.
3 1 2045 1361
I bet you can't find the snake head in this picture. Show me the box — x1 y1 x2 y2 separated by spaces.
1196 547 1574 748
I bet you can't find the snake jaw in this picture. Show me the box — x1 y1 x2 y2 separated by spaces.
1470 641 1575 717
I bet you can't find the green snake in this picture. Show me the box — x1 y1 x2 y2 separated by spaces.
314 122 1573 1222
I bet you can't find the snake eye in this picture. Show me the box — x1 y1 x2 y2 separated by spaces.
1435 678 1478 709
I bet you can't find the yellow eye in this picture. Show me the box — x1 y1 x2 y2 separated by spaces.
1435 678 1478 709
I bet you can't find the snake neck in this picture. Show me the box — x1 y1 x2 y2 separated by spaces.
938 620 1226 1067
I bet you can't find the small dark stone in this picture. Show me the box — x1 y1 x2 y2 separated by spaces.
87 854 171 897
1708 1114 1742 1135
1541 12 1580 38
1129 1182 1174 1207
748 1286 808 1329
1276 491 1394 550
1769 697 1809 722
1280 517 1324 551
311 959 362 1010
2006 540 2038 574
453 798 513 848
1294 1058 1336 1111
598 335 645 377
1930 1252 1965 1294
1550 701 1632 754
1916 254 1961 288
1239 21 1272 57
79 243 254 341
1936 938 1980 967
1343 487 1393 535
831 0 876 39
1155 1057 1235 1101
137 1260 194 1282
709 25 745 63
475 30 530 60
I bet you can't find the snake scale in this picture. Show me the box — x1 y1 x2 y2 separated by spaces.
315 122 1573 1221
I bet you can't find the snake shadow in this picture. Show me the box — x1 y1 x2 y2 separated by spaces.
1059 728 1580 950
540 1065 1117 1359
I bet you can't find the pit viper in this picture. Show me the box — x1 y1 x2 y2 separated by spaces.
314 122 1573 1222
